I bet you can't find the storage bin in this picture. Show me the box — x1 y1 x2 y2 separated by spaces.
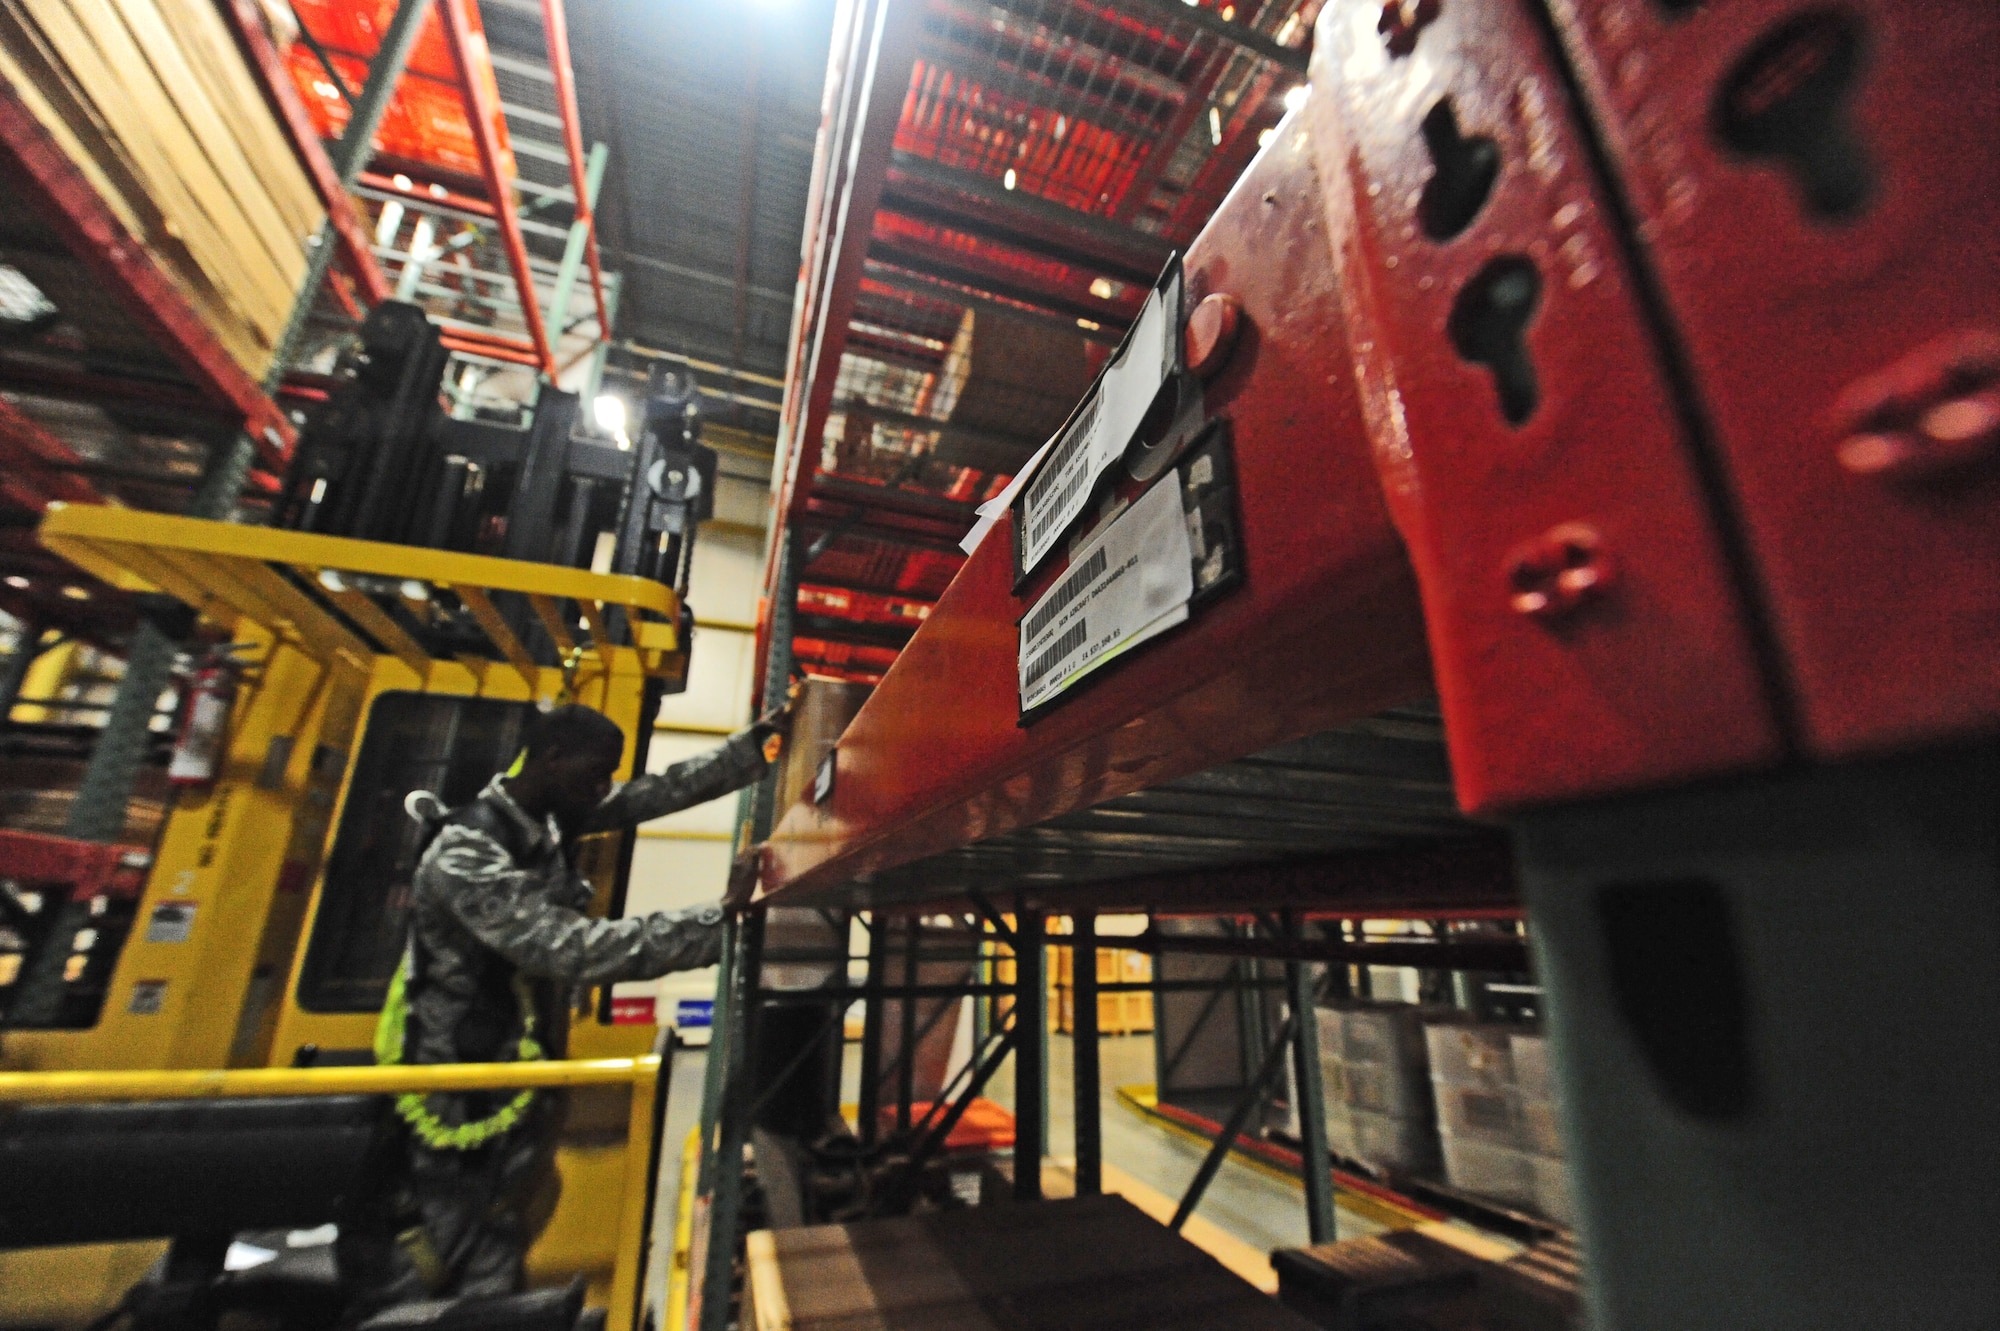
1326 1102 1440 1174
1519 1094 1564 1157
1424 1019 1517 1091
1439 1132 1536 1210
1434 1084 1522 1145
1510 1031 1556 1102
1338 1002 1448 1067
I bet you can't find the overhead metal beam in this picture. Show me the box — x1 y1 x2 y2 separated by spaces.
888 152 1174 271
914 31 1179 141
1096 0 1310 73
866 244 1128 328
880 192 1163 286
836 398 1044 474
862 262 1125 347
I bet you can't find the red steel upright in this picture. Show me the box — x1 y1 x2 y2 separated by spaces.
1304 0 1786 814
1543 0 2000 759
438 0 557 375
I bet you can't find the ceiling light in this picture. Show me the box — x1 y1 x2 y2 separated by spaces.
1283 84 1309 114
1220 4 1235 18
1089 278 1114 299
4 575 27 589
60 585 90 601
392 173 413 191
1209 106 1223 145
1003 168 1018 190
1077 318 1101 331
1259 128 1277 149
593 393 628 436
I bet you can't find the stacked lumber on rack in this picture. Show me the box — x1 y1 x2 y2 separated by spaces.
0 0 323 380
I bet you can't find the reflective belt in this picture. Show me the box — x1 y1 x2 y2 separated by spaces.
375 940 544 1150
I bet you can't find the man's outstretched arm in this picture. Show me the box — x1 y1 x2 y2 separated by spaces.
581 724 774 834
430 825 725 982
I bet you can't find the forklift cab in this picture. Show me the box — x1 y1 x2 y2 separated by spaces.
0 347 728 1326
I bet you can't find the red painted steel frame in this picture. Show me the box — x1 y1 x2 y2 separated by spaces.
0 829 150 901
537 0 611 339
0 85 296 466
358 170 496 218
762 128 1436 900
438 0 557 375
221 0 391 306
1544 0 2000 759
0 398 99 509
773 0 925 539
1304 1 1783 812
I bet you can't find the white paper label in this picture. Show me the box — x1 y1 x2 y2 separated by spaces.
1017 273 1177 572
1019 475 1193 712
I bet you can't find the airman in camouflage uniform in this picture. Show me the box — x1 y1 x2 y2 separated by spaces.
373 703 778 1301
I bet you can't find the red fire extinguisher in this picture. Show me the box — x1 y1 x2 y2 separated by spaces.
167 646 244 787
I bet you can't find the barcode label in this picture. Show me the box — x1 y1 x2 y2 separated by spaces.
1018 473 1195 713
1017 268 1178 574
1022 547 1109 642
1023 619 1088 689
1021 394 1103 564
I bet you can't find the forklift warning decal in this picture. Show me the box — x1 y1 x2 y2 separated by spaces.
1018 476 1192 713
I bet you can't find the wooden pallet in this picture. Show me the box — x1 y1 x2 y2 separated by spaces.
0 0 322 380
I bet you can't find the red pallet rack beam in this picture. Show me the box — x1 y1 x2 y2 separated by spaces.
357 170 497 218
0 87 295 466
0 828 150 897
220 0 391 306
438 335 542 366
0 399 101 509
536 0 611 340
762 129 1436 900
437 0 556 376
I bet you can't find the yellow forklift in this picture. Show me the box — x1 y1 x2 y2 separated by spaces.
0 311 728 1329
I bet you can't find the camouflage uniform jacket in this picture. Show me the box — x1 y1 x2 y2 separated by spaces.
398 728 766 1126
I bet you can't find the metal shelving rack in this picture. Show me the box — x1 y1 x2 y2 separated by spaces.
704 0 2000 1329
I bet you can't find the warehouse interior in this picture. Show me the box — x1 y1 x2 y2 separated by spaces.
0 1 1992 1330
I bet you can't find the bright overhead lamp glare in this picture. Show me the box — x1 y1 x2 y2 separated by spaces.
1003 168 1018 190
1283 84 1309 114
60 585 90 601
1258 128 1277 149
392 173 414 190
4 575 27 589
594 394 627 436
1089 277 1114 299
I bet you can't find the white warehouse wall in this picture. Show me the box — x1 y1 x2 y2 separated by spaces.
617 474 769 1016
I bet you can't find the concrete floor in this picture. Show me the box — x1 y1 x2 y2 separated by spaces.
642 1027 1388 1320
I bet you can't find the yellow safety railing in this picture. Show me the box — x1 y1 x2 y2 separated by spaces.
37 504 687 684
0 1058 662 1331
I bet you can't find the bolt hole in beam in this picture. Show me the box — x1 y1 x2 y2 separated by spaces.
1448 256 1543 425
1712 9 1874 222
1595 877 1753 1121
1417 99 1500 241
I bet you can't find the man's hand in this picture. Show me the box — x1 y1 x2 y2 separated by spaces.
753 676 802 763
723 852 761 910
